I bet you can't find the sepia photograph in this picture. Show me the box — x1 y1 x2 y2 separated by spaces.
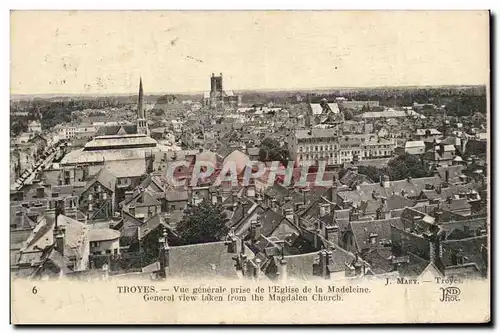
9 10 490 324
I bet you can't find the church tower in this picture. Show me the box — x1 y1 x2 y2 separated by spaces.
137 77 149 135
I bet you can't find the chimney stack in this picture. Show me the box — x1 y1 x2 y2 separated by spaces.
250 218 262 242
314 229 321 249
246 185 256 198
380 175 390 188
158 228 170 278
319 203 330 218
278 258 288 281
254 258 262 279
54 225 65 256
101 264 109 280
284 208 294 222
325 224 339 244
319 250 331 279
239 253 248 276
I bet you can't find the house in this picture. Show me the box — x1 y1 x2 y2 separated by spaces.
399 141 426 155
122 189 161 222
79 168 117 220
343 217 403 254
12 210 90 278
414 128 442 141
423 142 457 167
89 228 121 256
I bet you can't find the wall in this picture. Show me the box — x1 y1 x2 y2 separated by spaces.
90 238 120 256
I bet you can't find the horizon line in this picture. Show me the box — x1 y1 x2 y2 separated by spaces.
10 83 487 99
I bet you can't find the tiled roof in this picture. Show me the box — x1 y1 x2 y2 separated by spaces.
89 228 120 242
361 247 394 274
350 217 403 252
260 209 286 237
83 167 117 194
168 242 238 278
104 160 146 178
95 123 137 136
282 252 318 279
441 236 487 275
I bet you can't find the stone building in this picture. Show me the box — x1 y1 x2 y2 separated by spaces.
203 73 241 109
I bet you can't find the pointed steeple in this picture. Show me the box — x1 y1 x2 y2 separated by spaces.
136 77 149 136
138 77 144 119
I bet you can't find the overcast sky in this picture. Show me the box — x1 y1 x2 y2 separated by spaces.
11 11 489 95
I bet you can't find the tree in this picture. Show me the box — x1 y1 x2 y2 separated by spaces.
358 165 387 182
152 108 164 116
387 154 430 180
175 200 229 245
343 109 354 120
259 138 289 164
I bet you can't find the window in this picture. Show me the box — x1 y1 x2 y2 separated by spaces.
114 249 118 255
106 250 111 254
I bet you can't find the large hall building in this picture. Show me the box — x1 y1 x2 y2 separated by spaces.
60 78 168 177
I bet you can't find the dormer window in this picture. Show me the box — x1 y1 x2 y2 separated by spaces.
369 232 378 245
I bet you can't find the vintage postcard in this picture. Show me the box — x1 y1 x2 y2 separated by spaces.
10 10 490 324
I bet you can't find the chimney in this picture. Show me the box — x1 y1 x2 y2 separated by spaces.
246 185 256 198
270 198 277 209
325 224 339 244
158 228 170 278
425 230 443 264
354 260 363 276
278 258 288 281
325 250 333 278
254 258 262 279
368 232 378 245
101 264 109 280
226 233 238 253
319 250 331 279
349 207 359 221
434 209 442 224
302 188 309 205
314 229 321 249
54 225 65 256
319 203 330 218
250 218 262 242
240 254 248 276
380 175 390 188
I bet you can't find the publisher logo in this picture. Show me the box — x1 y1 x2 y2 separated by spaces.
439 287 461 302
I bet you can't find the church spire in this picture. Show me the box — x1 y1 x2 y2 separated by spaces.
136 77 149 136
138 77 144 119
